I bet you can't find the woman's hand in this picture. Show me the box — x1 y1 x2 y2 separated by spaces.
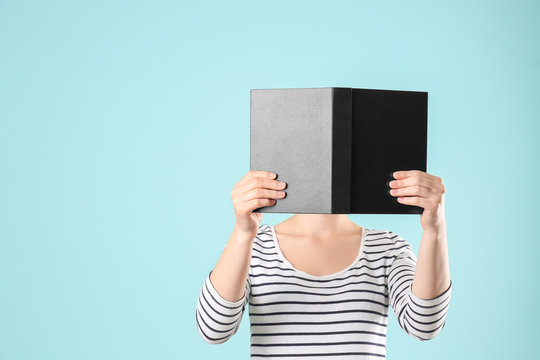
230 170 287 236
209 170 287 303
388 170 446 233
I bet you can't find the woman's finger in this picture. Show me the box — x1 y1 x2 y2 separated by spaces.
234 170 276 189
390 171 440 191
237 198 278 216
394 170 440 182
240 187 287 203
396 195 437 210
234 176 286 197
389 184 434 198
397 170 444 189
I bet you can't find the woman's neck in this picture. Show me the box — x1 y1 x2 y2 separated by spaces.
279 214 360 238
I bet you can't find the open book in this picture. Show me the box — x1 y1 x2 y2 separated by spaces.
250 87 427 214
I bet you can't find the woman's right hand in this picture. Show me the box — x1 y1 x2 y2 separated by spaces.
230 170 287 236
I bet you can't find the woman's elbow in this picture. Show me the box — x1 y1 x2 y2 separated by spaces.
197 327 231 345
405 315 448 341
195 309 237 344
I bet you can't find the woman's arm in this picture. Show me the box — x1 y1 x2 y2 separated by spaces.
389 170 451 299
412 228 451 299
387 170 452 340
387 232 452 341
210 170 286 301
195 228 257 345
210 227 257 302
195 170 287 344
196 268 250 344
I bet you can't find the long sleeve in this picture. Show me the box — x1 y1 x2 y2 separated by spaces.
387 230 452 341
195 271 251 344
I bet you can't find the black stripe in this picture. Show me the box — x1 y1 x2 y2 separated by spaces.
251 319 387 327
363 240 405 248
389 281 412 306
252 247 279 256
198 298 239 326
388 268 414 289
388 264 413 280
251 340 386 348
253 241 276 250
251 264 295 271
201 288 243 318
393 243 412 252
195 313 231 343
342 263 392 272
405 309 447 325
392 280 411 300
390 287 409 310
251 288 386 298
251 352 386 358
397 302 409 323
365 232 389 237
358 255 397 263
251 329 387 338
404 315 445 334
389 273 414 296
364 248 393 255
251 255 283 264
253 242 275 250
363 237 393 243
250 308 388 317
251 272 388 283
393 287 409 307
392 272 414 287
402 319 409 333
409 292 451 309
196 308 235 334
249 298 387 308
204 282 245 310
407 300 450 318
250 279 386 290
251 263 392 273
389 274 414 297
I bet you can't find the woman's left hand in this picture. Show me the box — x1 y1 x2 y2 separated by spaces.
389 170 446 233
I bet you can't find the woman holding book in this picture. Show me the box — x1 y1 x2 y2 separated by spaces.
196 169 451 359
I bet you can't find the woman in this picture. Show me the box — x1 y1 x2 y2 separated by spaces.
196 169 452 359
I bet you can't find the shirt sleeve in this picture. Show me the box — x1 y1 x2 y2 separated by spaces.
387 230 452 341
195 270 251 344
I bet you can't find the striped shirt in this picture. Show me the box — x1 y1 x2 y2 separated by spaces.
196 224 452 359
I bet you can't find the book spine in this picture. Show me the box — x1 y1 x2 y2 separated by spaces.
331 88 352 214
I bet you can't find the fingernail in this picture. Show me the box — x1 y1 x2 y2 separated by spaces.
268 172 276 178
278 181 286 188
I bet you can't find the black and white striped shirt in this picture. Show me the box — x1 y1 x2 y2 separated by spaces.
196 224 452 359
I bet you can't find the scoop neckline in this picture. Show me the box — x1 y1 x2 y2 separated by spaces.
269 224 367 280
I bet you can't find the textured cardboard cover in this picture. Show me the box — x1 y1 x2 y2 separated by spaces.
250 87 427 214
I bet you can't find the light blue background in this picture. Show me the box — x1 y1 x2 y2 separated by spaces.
1 1 539 359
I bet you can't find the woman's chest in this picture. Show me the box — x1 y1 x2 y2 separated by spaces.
277 235 362 277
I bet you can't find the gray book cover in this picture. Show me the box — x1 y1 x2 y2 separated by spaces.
250 87 427 214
